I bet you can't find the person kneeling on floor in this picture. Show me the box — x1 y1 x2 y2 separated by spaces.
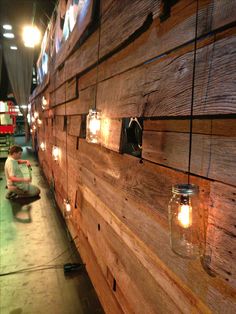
5 145 40 199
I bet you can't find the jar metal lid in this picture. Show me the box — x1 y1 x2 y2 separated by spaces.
172 184 199 195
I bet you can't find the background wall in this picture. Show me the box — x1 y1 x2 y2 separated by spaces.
31 0 236 313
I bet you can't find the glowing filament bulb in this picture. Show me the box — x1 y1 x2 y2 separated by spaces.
34 111 39 119
65 201 71 212
52 146 59 160
178 203 192 228
64 199 72 219
42 96 47 109
89 117 101 134
40 142 46 151
37 119 42 125
86 109 101 143
31 116 35 123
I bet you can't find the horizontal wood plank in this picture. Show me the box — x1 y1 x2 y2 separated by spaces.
100 118 122 152
96 28 236 118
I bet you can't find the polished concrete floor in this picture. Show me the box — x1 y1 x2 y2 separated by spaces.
0 138 104 314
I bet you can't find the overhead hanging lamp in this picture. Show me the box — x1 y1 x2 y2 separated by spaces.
168 0 202 259
86 11 102 144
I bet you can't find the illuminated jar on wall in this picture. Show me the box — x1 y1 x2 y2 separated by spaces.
168 184 201 259
86 109 101 144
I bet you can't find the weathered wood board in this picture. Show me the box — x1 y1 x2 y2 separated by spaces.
32 0 236 313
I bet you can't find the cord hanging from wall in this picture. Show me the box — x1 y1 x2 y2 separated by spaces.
168 0 202 259
63 64 72 219
86 10 102 144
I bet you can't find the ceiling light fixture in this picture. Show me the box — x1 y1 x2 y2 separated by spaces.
3 24 12 30
10 46 18 50
3 33 14 39
22 25 41 48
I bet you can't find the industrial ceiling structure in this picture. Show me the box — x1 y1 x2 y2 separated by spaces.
0 0 56 100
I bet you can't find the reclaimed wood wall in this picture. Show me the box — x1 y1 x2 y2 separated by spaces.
30 0 236 313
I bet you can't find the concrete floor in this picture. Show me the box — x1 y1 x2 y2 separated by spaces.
0 138 104 314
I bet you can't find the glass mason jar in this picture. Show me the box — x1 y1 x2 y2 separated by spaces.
86 109 101 144
168 184 201 259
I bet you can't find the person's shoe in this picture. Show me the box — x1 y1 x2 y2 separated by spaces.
6 191 18 199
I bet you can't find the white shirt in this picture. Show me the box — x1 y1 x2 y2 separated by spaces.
4 156 27 190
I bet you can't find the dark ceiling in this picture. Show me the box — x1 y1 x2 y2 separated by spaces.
0 0 57 100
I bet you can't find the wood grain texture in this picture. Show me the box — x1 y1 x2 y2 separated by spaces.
191 133 236 186
79 174 236 314
205 181 236 289
142 130 189 171
51 77 77 107
100 0 161 58
68 116 82 137
100 118 122 152
32 1 236 313
144 118 236 136
96 28 236 118
99 0 236 83
74 229 124 314
143 119 236 186
30 0 236 101
80 198 181 313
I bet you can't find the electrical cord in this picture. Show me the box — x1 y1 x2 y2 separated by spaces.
187 0 199 183
0 235 80 277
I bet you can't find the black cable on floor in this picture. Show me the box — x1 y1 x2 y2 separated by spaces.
0 235 80 277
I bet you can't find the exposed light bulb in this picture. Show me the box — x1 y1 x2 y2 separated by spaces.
86 109 101 144
90 117 100 134
64 199 72 219
177 200 192 229
42 96 47 109
52 146 59 161
34 111 39 119
65 201 71 212
168 184 201 258
23 25 41 48
40 142 46 151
